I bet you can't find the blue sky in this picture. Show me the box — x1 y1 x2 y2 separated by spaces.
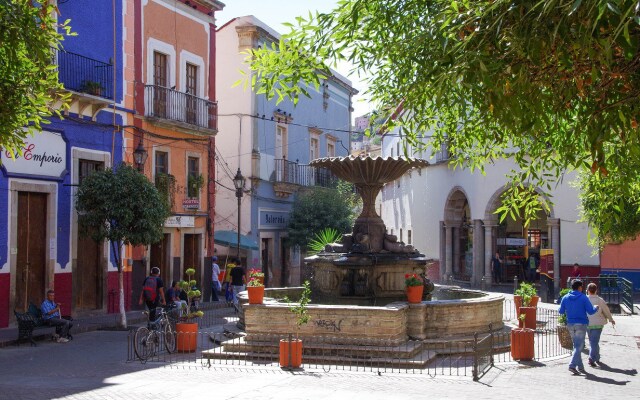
216 0 370 119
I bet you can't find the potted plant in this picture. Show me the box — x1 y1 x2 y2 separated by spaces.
280 280 311 369
405 273 423 303
246 277 265 304
511 327 535 361
80 80 103 96
556 289 573 349
249 268 265 285
175 268 203 352
514 281 538 313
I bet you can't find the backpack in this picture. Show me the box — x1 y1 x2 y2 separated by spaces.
142 276 158 302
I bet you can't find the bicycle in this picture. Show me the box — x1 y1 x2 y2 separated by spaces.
133 306 177 361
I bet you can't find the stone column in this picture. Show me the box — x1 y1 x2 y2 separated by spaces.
548 218 561 293
472 219 484 286
452 227 460 278
483 220 497 283
439 221 446 281
445 224 453 280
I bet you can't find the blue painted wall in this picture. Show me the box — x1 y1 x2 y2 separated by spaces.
0 1 124 324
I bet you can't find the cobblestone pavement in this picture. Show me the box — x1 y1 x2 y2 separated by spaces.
1 310 638 399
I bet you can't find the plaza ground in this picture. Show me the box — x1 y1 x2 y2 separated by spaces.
0 294 638 400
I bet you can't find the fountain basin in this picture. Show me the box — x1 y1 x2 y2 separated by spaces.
240 286 504 343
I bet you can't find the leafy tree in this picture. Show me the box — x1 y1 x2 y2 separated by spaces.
0 1 72 155
244 0 640 244
76 164 170 328
288 186 355 249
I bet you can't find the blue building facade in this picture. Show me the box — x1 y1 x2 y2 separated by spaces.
215 16 356 286
0 1 124 326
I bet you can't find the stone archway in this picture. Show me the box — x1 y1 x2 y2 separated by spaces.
483 186 557 285
442 187 476 282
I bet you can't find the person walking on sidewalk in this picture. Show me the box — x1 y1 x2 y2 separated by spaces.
230 257 246 312
41 290 73 343
211 256 221 302
559 279 599 375
491 252 502 284
138 267 166 322
586 283 615 367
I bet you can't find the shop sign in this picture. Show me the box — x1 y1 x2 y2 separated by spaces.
259 209 290 229
497 237 527 246
182 198 199 209
1 130 68 179
165 215 195 228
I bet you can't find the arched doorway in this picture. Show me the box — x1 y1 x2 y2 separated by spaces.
484 188 554 283
443 188 474 282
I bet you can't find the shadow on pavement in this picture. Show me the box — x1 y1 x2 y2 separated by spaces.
596 362 638 376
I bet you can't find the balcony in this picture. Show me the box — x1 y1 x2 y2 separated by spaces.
272 159 337 197
53 47 114 120
144 85 217 133
54 48 114 100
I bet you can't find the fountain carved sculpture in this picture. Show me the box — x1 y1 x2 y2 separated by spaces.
307 155 434 301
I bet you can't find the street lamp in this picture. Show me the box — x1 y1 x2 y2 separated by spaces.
233 168 245 258
133 140 148 172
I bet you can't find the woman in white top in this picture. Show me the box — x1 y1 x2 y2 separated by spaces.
586 283 616 367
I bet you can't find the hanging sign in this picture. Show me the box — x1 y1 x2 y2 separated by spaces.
1 130 68 180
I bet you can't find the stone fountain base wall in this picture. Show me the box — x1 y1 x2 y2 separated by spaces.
241 289 504 344
244 303 408 345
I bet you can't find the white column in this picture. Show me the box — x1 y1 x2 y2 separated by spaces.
548 218 561 292
445 225 453 280
439 221 446 281
472 219 483 285
483 220 496 282
452 227 460 278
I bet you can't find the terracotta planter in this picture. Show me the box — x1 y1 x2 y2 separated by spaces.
406 285 424 303
518 306 537 330
176 322 198 352
247 286 265 304
511 328 534 361
514 295 523 315
279 339 303 368
530 295 540 308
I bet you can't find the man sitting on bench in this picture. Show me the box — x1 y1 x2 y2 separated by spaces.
41 290 72 343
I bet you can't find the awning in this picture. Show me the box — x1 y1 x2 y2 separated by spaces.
214 230 259 250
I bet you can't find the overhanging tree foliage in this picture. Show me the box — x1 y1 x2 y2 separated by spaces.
244 0 640 245
76 164 170 328
288 185 357 249
0 1 72 155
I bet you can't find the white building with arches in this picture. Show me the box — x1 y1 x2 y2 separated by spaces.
379 132 599 293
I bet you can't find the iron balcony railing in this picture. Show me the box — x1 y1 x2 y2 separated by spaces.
274 159 337 188
144 85 217 131
53 47 114 100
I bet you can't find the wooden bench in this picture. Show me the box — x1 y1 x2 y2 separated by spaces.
14 303 56 346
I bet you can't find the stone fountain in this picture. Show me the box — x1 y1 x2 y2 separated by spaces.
306 155 432 302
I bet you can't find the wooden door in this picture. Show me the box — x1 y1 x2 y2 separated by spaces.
76 216 102 310
16 192 48 311
153 51 168 118
76 159 104 310
185 63 198 124
183 234 200 283
150 234 171 285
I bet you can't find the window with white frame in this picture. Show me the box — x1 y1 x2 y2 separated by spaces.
327 137 336 157
309 129 320 161
187 156 201 199
276 125 287 160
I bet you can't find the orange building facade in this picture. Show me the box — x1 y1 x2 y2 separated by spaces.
118 0 224 307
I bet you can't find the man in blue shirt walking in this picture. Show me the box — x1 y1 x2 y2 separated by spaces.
559 279 599 374
41 290 73 343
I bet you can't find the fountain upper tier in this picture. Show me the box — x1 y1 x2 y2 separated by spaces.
310 156 429 253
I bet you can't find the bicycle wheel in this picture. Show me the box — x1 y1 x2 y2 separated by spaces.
164 323 176 353
134 327 154 361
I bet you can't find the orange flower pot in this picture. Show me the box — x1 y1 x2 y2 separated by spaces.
176 322 198 353
511 328 534 361
248 286 265 304
514 295 523 315
530 295 540 308
279 339 303 368
518 306 537 330
406 285 424 303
